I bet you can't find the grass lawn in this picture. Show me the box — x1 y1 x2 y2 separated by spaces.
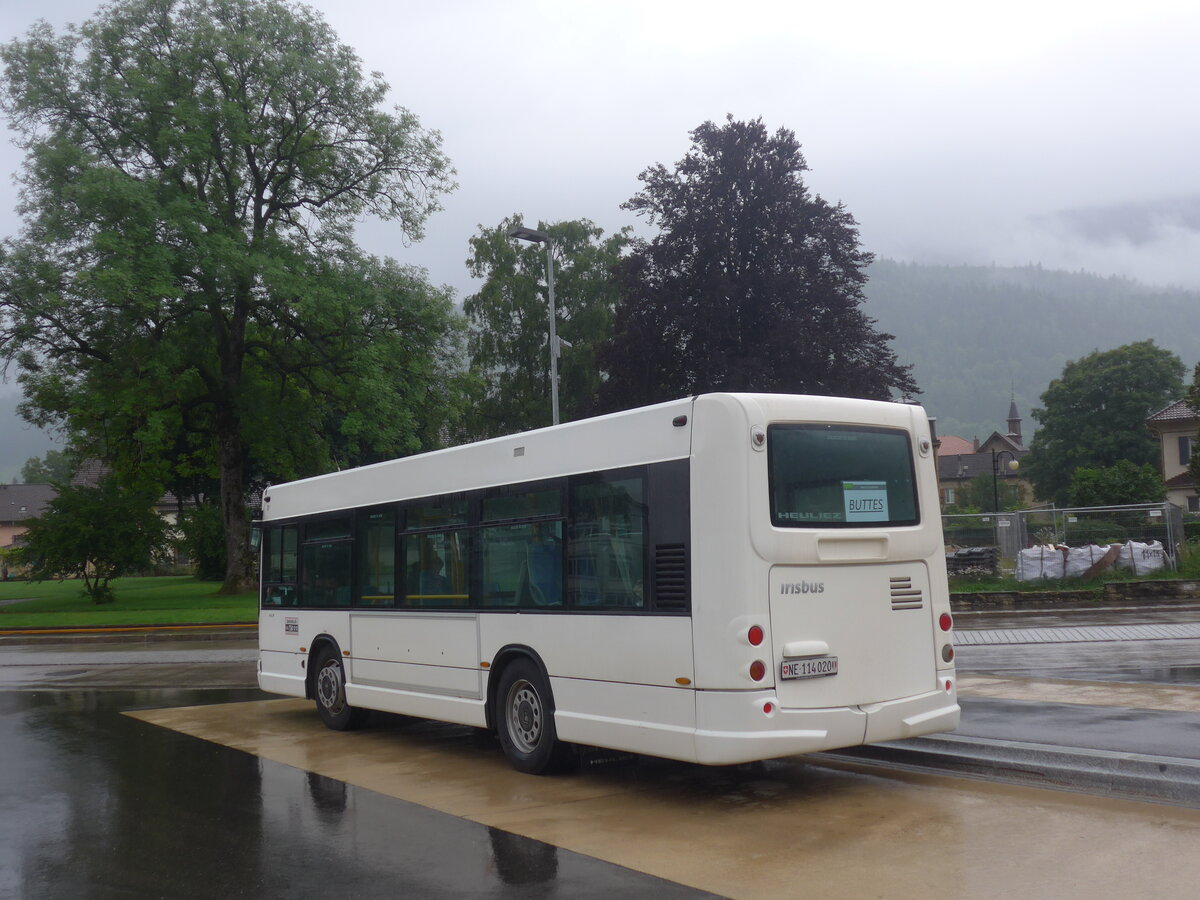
0 576 257 629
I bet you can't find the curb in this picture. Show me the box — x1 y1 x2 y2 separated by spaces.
815 734 1200 808
0 624 257 645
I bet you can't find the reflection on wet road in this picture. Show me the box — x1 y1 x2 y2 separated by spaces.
129 696 1200 899
0 689 715 899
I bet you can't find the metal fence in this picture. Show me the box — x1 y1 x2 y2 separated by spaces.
942 502 1186 575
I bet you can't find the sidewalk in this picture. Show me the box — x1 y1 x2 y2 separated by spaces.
826 605 1200 807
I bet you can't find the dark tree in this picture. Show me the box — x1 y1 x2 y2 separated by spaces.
595 116 916 411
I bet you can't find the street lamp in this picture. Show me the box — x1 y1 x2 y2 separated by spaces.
991 449 1020 512
507 224 562 426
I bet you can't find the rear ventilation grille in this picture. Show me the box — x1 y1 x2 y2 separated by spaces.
889 576 924 611
654 544 688 610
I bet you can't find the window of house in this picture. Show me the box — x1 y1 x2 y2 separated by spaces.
1189 495 1200 514
1181 436 1195 467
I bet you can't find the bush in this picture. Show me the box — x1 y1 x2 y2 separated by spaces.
176 504 227 581
16 477 169 603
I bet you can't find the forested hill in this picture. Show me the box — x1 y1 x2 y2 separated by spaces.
864 260 1200 444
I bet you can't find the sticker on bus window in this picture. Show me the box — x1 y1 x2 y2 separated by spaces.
842 481 889 522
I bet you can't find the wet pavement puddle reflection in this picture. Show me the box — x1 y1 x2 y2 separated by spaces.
1 690 708 899
129 697 1200 899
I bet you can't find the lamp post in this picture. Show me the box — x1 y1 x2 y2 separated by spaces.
991 449 1020 512
507 224 561 426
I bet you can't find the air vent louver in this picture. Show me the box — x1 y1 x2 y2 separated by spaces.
889 575 924 611
654 544 688 610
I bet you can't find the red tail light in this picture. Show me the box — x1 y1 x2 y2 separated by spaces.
747 625 764 646
939 613 953 631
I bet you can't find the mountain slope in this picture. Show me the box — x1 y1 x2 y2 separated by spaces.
864 260 1199 441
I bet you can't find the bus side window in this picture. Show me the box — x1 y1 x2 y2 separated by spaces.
262 525 298 607
401 531 469 607
357 510 396 607
569 476 646 609
480 522 563 609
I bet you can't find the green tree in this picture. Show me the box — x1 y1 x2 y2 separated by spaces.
595 116 917 411
1067 460 1165 508
0 0 458 591
16 477 169 602
1023 341 1185 505
464 216 629 436
20 449 75 484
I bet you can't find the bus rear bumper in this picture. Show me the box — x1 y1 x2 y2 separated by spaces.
693 691 868 765
861 688 960 742
692 687 960 765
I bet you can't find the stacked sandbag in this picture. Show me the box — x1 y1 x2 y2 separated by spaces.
1016 545 1066 581
1113 540 1166 575
1063 544 1115 578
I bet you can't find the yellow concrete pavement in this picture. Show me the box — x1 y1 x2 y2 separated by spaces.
129 698 1200 900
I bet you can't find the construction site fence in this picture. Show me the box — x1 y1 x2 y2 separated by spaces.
942 502 1187 574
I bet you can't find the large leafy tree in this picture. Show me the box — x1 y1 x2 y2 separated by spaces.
464 216 628 437
595 116 916 411
0 0 459 590
1024 341 1185 505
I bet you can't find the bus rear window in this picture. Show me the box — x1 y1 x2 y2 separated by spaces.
768 424 919 528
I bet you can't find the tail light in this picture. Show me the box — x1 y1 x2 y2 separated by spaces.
749 660 766 681
747 625 764 646
939 613 953 631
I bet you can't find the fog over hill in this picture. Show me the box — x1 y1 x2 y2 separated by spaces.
865 260 1200 443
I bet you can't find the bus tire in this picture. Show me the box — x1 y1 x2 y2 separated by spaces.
495 659 572 775
313 646 369 731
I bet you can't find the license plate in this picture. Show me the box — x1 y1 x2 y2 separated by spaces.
780 656 839 680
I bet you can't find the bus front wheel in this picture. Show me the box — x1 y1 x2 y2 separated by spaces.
495 659 572 775
313 647 369 731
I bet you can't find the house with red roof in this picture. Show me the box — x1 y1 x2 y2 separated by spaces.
934 400 1033 508
1145 399 1198 513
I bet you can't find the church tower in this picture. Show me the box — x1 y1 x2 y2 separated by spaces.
1006 396 1023 447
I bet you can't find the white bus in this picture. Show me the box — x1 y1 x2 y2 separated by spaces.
258 393 959 774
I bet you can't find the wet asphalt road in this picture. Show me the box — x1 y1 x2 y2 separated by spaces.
0 686 718 899
4 608 1200 897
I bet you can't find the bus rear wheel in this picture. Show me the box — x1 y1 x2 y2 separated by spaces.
495 659 572 775
313 647 369 731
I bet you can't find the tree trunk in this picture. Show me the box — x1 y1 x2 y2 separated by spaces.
217 402 254 594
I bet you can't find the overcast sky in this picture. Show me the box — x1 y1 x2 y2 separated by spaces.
3 0 1200 476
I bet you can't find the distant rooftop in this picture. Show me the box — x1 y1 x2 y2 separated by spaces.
1146 399 1197 424
938 435 976 456
0 483 55 526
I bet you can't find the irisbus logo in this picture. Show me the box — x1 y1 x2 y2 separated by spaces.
780 582 825 595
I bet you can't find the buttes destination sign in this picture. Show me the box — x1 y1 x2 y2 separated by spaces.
843 481 889 522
